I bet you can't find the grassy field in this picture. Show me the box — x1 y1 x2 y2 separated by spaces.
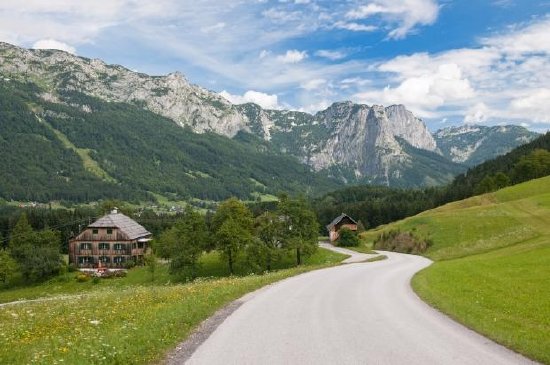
358 176 550 364
0 248 347 364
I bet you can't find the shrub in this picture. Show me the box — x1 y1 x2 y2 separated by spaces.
374 229 432 254
92 276 101 284
337 228 359 247
124 259 136 269
75 272 91 282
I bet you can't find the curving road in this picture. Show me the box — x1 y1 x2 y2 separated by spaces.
183 248 535 365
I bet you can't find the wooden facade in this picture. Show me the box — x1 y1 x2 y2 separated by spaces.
326 213 358 242
69 209 152 268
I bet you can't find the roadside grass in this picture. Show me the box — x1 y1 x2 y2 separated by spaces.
412 239 550 364
0 254 346 365
361 176 550 364
0 249 345 304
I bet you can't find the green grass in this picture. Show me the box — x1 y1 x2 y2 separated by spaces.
0 248 346 364
362 176 550 363
412 239 550 364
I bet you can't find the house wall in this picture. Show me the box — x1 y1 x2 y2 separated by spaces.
69 228 148 268
329 223 358 242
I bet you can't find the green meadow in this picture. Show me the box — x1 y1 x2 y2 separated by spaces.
0 248 347 364
359 176 550 363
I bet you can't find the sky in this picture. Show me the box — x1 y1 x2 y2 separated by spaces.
0 0 549 131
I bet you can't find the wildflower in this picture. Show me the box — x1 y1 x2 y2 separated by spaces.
89 320 101 325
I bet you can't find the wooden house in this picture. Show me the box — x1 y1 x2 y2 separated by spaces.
69 209 152 268
326 213 358 242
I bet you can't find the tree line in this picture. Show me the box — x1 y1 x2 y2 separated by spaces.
155 196 319 277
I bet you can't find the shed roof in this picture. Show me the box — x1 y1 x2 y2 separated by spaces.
326 213 357 231
89 210 151 240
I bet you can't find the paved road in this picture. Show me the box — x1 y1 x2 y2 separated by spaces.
184 249 535 365
318 242 379 263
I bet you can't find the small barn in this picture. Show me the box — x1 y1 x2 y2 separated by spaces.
69 209 152 268
326 213 358 242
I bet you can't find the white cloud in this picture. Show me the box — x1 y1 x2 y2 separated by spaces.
219 90 281 109
300 78 327 90
509 89 550 122
315 49 347 60
200 22 226 34
259 49 271 59
351 17 550 125
32 39 76 54
277 49 308 63
345 0 440 39
464 102 491 124
333 21 377 32
355 63 475 116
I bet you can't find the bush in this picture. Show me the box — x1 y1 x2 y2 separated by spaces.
124 259 136 269
337 228 359 247
374 229 432 254
75 272 91 282
92 276 101 284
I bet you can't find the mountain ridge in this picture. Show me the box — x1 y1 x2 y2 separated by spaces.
0 42 539 193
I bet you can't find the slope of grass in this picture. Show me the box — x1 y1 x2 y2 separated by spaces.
0 248 347 364
358 176 550 363
36 115 117 183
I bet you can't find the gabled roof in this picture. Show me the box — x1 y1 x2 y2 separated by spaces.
326 213 357 231
89 210 151 240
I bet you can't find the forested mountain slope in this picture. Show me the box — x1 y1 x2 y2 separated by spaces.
0 80 339 203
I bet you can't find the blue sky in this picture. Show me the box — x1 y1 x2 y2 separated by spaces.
0 0 549 131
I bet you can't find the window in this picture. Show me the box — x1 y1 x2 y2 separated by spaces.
99 256 110 263
114 243 125 251
80 242 92 250
92 229 98 235
107 229 113 235
98 243 110 250
78 256 92 264
137 242 144 249
113 256 126 264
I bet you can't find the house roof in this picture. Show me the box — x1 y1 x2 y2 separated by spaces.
89 210 151 240
326 213 357 231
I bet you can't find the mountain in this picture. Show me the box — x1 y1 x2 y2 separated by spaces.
433 125 539 167
0 79 340 204
238 101 460 186
0 42 539 197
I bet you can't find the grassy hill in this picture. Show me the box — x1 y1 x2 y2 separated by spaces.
359 176 550 363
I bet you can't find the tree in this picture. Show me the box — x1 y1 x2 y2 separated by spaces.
337 228 359 247
0 249 18 285
254 211 285 271
512 149 550 182
356 220 367 233
474 175 497 195
8 214 62 282
159 207 209 278
144 252 159 283
212 198 254 274
493 172 511 189
278 196 319 265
